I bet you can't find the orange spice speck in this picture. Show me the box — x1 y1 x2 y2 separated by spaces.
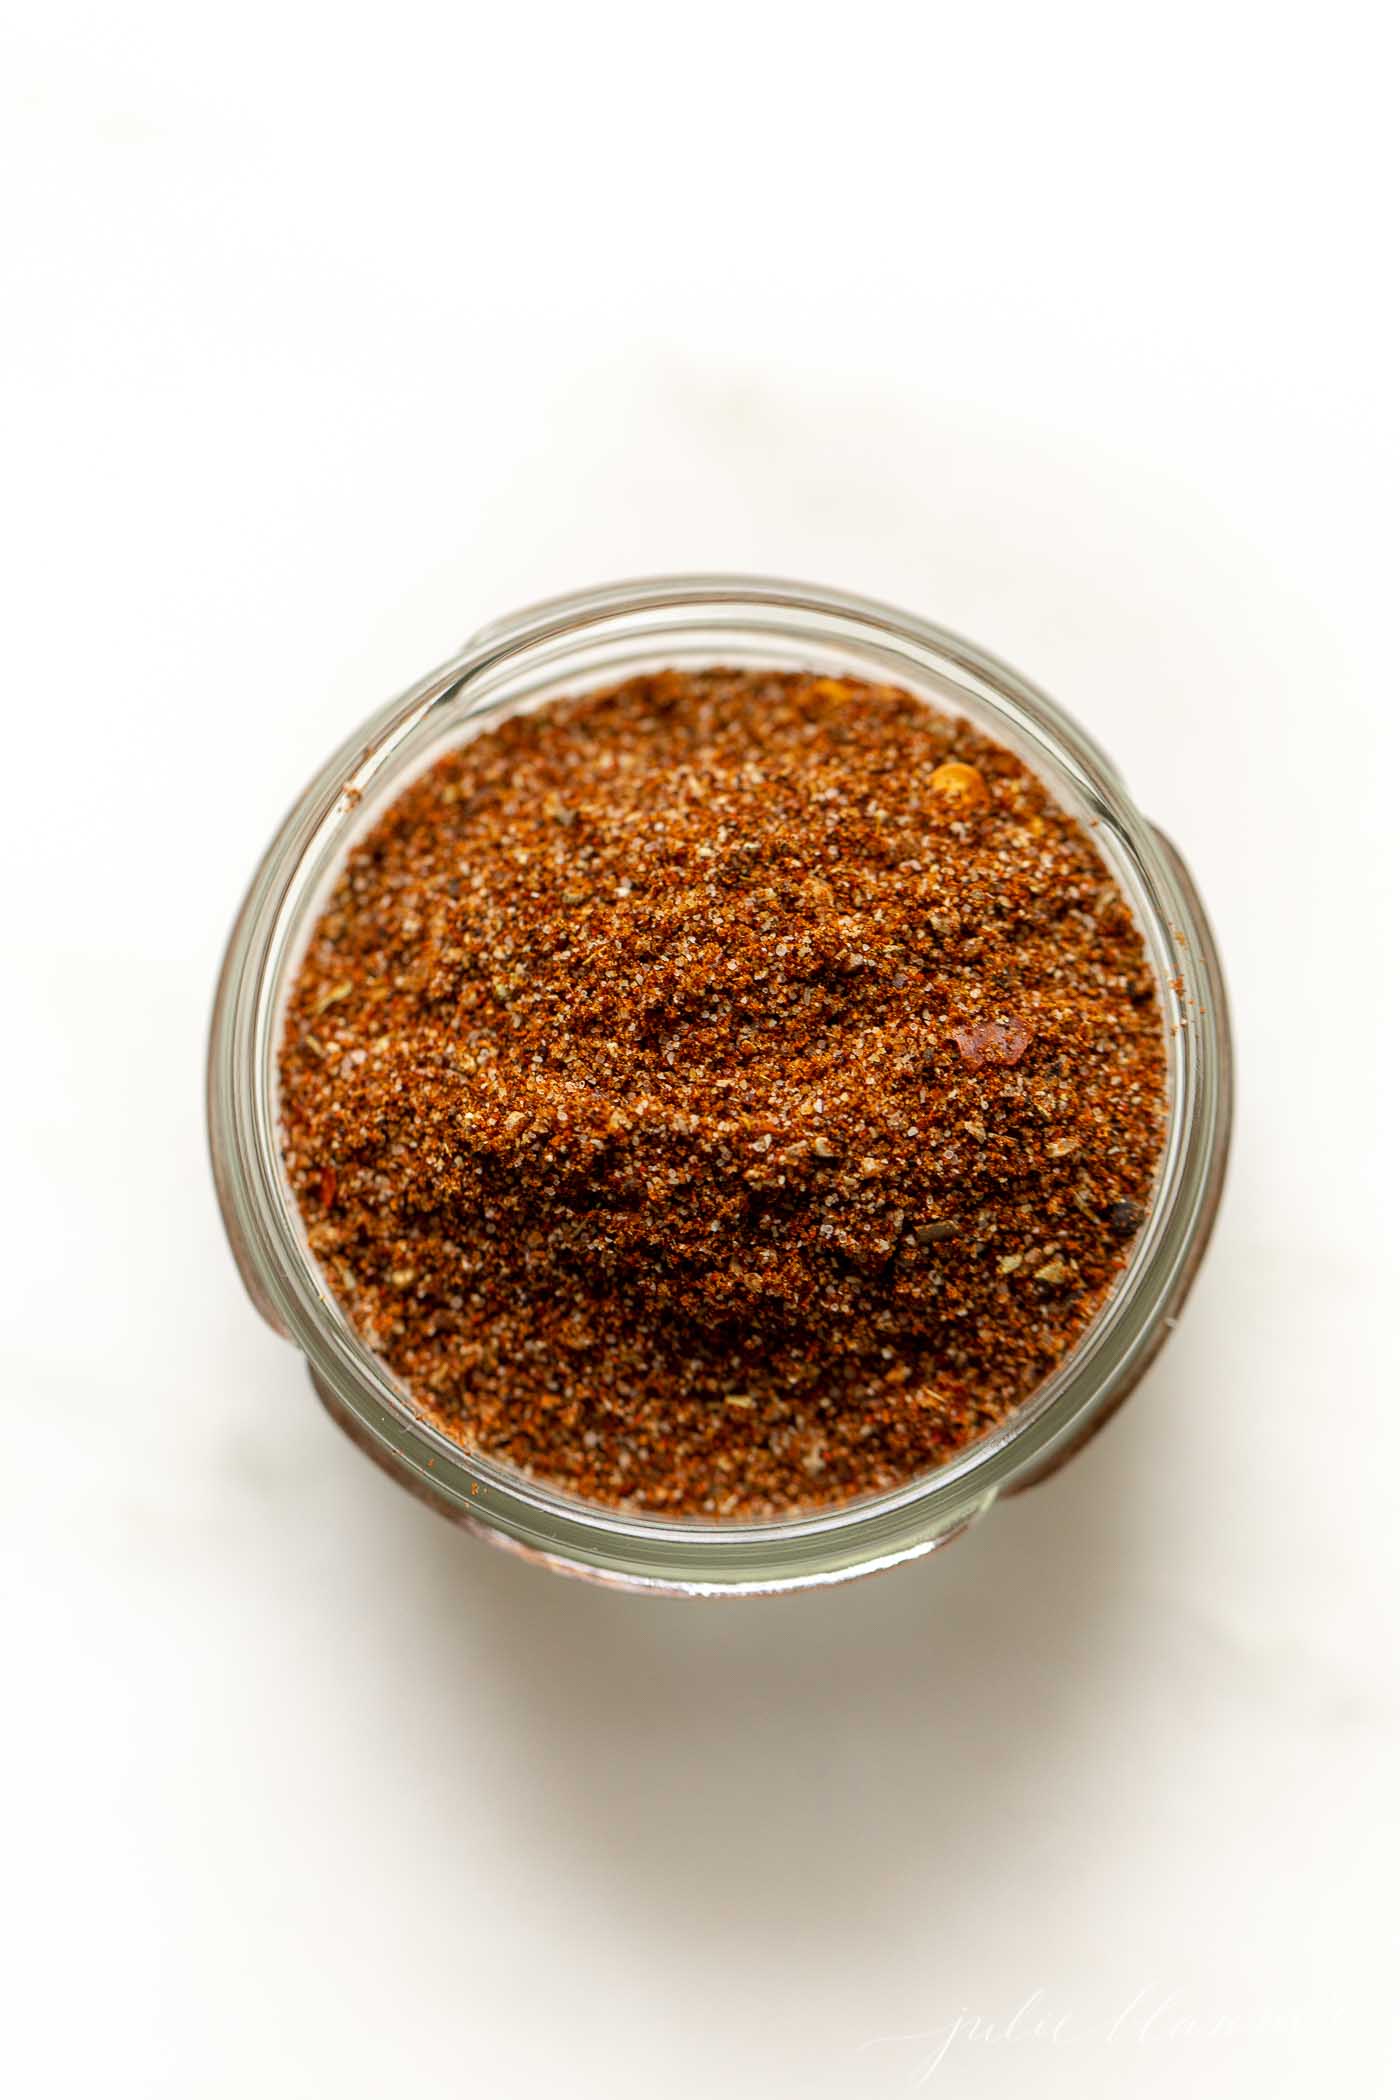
929 760 990 808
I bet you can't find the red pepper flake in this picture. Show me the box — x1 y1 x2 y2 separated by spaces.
952 1018 1032 1068
319 1164 338 1209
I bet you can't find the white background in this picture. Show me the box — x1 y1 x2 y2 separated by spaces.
4 6 1397 2096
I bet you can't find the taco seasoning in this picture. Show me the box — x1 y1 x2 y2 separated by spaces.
278 668 1167 1518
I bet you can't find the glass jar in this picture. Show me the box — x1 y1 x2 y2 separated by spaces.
208 575 1232 1595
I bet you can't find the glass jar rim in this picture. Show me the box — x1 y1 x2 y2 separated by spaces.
208 574 1231 1593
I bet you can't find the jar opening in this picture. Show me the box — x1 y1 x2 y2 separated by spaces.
210 577 1231 1591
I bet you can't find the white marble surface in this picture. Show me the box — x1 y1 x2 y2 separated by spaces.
5 8 1397 2095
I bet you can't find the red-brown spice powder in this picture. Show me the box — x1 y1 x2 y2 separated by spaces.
279 669 1167 1517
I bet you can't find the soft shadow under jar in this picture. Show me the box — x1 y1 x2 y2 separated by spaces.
208 576 1232 1595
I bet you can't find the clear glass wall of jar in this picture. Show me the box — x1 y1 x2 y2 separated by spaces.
208 576 1232 1595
